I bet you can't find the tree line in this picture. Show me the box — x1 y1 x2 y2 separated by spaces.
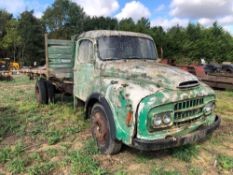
0 0 232 66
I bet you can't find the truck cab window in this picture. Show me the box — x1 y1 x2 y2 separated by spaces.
77 40 93 63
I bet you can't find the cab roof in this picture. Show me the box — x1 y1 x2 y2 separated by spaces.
76 30 153 40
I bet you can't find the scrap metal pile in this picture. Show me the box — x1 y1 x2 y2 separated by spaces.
160 59 233 90
0 71 13 81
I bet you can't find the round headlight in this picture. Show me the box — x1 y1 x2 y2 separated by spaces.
163 113 171 125
153 116 162 126
203 102 215 115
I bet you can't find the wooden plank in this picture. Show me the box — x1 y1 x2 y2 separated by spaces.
200 74 233 90
48 47 72 54
201 76 233 84
49 64 72 68
49 58 72 64
48 39 73 45
208 73 233 78
48 53 73 59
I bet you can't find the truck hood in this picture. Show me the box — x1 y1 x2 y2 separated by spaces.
100 60 199 90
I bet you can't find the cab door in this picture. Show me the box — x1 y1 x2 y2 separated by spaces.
73 39 95 101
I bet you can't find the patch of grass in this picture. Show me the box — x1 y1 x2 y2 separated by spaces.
46 148 58 158
82 138 99 155
135 153 152 163
63 126 81 134
215 91 233 118
68 150 104 174
170 144 199 162
0 147 11 163
7 158 26 174
188 166 203 175
66 139 106 174
0 142 25 164
0 76 92 174
28 152 42 162
12 141 25 156
150 167 180 175
45 130 63 145
27 161 56 175
217 154 233 171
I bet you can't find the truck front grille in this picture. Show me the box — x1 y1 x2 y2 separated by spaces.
174 98 204 125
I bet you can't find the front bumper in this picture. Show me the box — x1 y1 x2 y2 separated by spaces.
133 115 221 151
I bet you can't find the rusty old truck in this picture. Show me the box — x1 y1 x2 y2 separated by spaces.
25 30 221 154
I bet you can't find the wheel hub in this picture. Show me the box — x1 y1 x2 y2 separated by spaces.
92 112 108 146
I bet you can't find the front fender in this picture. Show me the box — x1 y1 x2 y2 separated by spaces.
101 78 160 144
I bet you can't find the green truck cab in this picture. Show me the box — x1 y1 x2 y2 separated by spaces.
34 30 220 154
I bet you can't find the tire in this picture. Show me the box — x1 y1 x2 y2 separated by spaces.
226 69 233 74
46 81 55 103
91 103 122 155
35 79 48 104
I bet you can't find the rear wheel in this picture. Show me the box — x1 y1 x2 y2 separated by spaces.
46 81 55 103
91 103 122 155
35 79 48 104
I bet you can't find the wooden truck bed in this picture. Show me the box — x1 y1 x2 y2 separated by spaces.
20 35 75 94
201 73 233 90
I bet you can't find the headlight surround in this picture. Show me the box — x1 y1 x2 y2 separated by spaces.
152 112 172 128
203 102 215 115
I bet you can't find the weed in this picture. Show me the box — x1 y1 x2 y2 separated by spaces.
0 142 25 164
45 130 63 145
63 126 81 134
30 125 45 135
217 154 233 171
60 143 72 154
188 166 203 175
12 141 25 156
7 158 26 174
68 150 103 174
0 147 11 163
82 138 99 155
70 140 106 174
27 161 56 175
46 148 58 158
150 167 180 175
170 144 199 162
29 152 42 162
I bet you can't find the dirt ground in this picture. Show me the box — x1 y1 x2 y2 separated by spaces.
0 75 232 175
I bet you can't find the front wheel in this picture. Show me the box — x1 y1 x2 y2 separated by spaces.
91 103 122 155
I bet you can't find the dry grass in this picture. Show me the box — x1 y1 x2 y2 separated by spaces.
0 75 232 175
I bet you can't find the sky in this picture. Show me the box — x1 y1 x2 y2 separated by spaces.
0 0 233 34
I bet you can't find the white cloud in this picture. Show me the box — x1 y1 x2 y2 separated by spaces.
170 0 233 19
198 18 214 26
155 4 165 12
73 0 119 17
34 11 43 19
198 15 233 27
115 1 151 21
0 0 47 18
219 15 233 25
0 0 25 14
151 17 189 29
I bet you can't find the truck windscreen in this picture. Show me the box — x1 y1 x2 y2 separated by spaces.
97 36 158 60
